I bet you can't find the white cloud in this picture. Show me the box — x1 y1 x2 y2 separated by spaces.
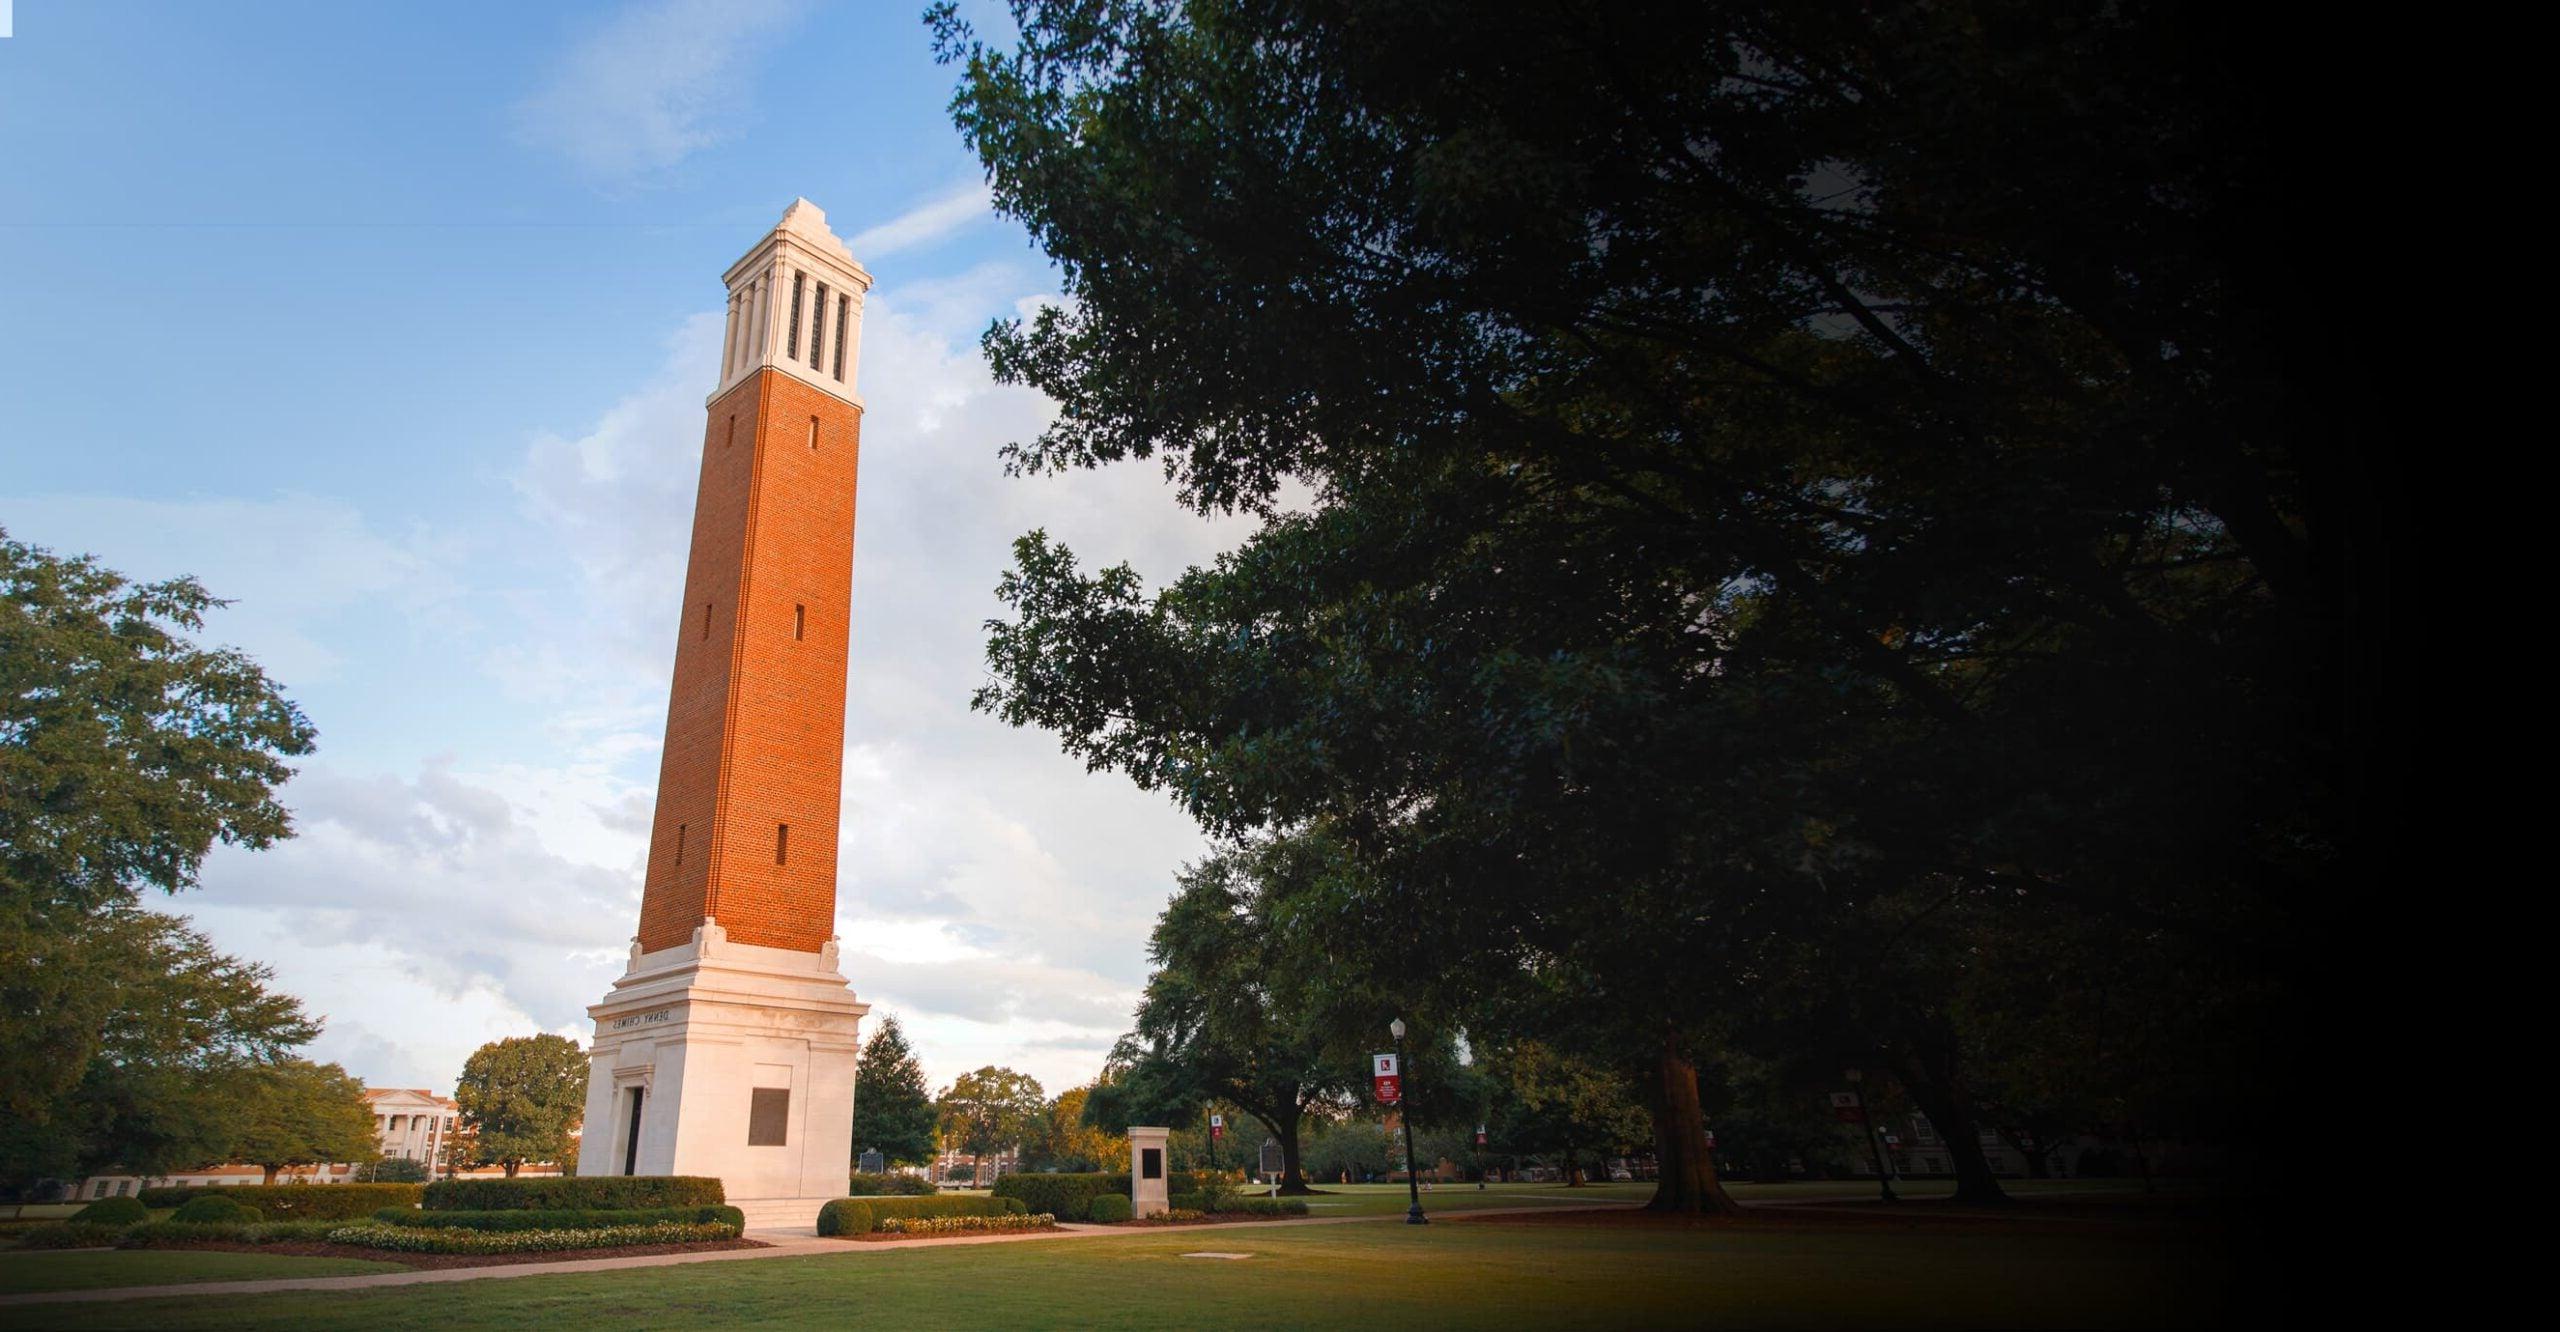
845 180 994 260
513 0 808 185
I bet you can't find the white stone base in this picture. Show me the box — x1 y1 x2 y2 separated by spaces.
578 921 866 1204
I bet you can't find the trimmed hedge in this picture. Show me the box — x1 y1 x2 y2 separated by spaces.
117 1220 344 1248
421 1176 724 1211
71 1196 149 1225
368 1204 744 1233
1087 1194 1132 1223
990 1171 1228 1221
10 1222 128 1249
846 1172 936 1197
326 1220 737 1254
817 1194 1027 1237
171 1195 258 1224
129 1184 422 1220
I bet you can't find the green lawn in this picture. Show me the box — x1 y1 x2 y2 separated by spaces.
18 1202 2238 1330
1274 1177 2154 1215
0 1249 406 1296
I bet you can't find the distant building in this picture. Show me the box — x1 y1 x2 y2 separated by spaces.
366 1087 458 1167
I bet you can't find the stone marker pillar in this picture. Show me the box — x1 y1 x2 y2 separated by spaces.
1129 1126 1171 1218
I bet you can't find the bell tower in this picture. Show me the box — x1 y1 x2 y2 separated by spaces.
578 200 872 1226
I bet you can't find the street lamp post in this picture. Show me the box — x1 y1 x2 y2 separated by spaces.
1392 1017 1426 1225
1846 1069 1896 1203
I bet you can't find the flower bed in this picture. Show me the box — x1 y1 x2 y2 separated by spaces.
817 1194 1027 1236
365 1204 743 1233
323 1219 738 1255
874 1213 1057 1237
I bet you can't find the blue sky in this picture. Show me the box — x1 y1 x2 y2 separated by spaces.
1 1 1242 1097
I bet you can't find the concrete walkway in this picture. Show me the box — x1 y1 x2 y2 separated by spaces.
0 1202 1644 1308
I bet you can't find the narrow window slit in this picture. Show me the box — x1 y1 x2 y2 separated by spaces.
786 273 805 359
812 284 830 367
794 604 805 641
775 823 789 865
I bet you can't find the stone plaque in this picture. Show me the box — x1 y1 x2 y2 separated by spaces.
1142 1147 1163 1180
858 1148 886 1174
748 1087 790 1146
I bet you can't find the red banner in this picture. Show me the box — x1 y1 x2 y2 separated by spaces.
1374 1074 1402 1104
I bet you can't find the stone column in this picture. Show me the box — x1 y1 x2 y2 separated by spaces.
1129 1126 1171 1218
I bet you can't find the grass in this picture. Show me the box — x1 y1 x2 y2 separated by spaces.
0 1250 406 1296
5 1190 2243 1330
1269 1177 2148 1216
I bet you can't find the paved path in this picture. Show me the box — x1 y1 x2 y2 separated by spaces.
0 1202 1645 1308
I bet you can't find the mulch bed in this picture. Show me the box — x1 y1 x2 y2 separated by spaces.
135 1238 770 1270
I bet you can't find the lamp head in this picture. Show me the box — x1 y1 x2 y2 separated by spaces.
1390 1017 1406 1040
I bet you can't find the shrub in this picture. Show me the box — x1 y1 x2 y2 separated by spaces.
1087 1194 1133 1223
991 1170 1228 1221
845 1172 936 1197
117 1220 344 1248
71 1196 149 1226
171 1195 257 1224
11 1222 128 1249
367 1205 743 1233
876 1213 1056 1236
816 1194 1027 1237
125 1184 423 1221
421 1176 724 1212
325 1220 737 1254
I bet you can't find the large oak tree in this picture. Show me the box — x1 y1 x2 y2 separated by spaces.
940 1 2357 1207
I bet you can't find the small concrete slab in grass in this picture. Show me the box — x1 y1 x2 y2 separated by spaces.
1180 1252 1255 1260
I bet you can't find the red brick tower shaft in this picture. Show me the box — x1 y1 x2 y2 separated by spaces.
637 199 870 955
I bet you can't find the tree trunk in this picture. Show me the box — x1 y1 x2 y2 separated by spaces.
261 1164 279 1185
1644 1024 1740 1214
1276 1126 1313 1195
503 1159 520 1178
1886 1047 2009 1206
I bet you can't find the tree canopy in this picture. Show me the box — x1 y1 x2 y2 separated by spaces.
853 1014 939 1167
0 533 326 1195
231 1059 379 1184
452 1034 588 1178
939 0 2348 1207
937 1066 1046 1179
